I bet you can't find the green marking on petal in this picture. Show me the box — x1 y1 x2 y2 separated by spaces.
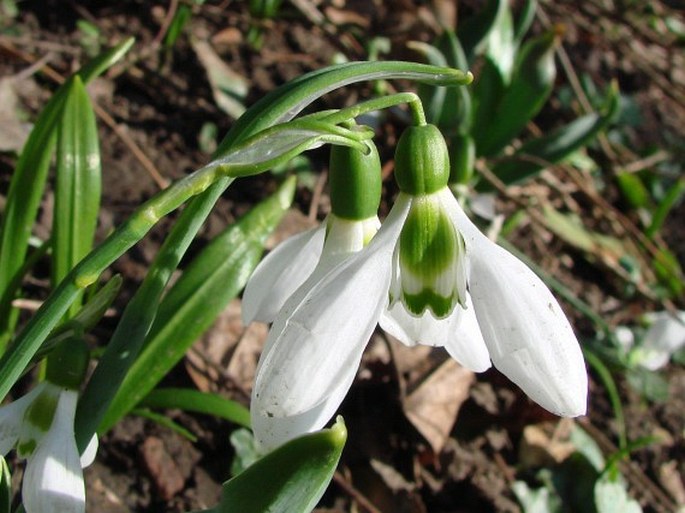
399 197 459 280
17 439 37 456
24 387 59 432
396 192 468 318
403 289 454 318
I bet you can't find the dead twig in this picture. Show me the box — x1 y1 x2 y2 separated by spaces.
333 471 386 513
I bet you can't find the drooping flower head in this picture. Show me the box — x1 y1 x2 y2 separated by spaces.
0 339 96 513
248 123 588 451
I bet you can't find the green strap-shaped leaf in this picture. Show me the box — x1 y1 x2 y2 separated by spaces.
36 275 122 361
98 177 296 434
74 179 232 450
457 0 506 63
469 56 506 148
140 387 251 428
512 0 538 44
414 31 473 136
647 176 685 239
218 61 472 150
483 0 516 82
53 76 101 316
475 29 558 157
0 37 133 347
481 84 620 189
216 417 347 513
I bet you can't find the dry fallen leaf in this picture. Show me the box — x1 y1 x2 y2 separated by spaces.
390 338 474 454
518 420 576 469
185 298 267 397
191 38 248 119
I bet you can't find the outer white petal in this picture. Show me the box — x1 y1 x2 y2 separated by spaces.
447 194 588 417
0 383 46 456
380 295 491 372
23 389 85 513
251 198 411 449
242 224 326 324
252 364 357 451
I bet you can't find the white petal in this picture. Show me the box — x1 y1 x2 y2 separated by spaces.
443 298 492 372
251 198 410 447
638 311 685 371
242 225 326 324
380 295 491 372
448 195 588 417
23 390 84 513
0 383 46 456
80 434 98 468
251 364 356 452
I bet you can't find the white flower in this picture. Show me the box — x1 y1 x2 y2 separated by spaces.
0 381 97 513
620 311 685 371
249 187 587 450
248 124 587 451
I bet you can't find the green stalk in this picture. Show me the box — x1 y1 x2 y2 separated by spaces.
73 179 231 450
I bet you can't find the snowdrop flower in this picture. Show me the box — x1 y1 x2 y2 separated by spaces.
619 311 685 371
243 135 382 326
0 341 96 513
249 124 588 451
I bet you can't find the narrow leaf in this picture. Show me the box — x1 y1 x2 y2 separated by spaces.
484 0 516 82
482 84 620 188
476 29 559 157
458 0 506 62
140 388 251 428
98 178 296 433
133 408 198 442
616 171 650 209
469 56 506 148
74 179 231 450
0 38 133 347
413 31 472 135
37 274 122 360
513 0 538 44
647 177 685 238
218 60 472 150
53 76 101 316
217 417 347 513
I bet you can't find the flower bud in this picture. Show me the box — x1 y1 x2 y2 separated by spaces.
394 124 450 195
